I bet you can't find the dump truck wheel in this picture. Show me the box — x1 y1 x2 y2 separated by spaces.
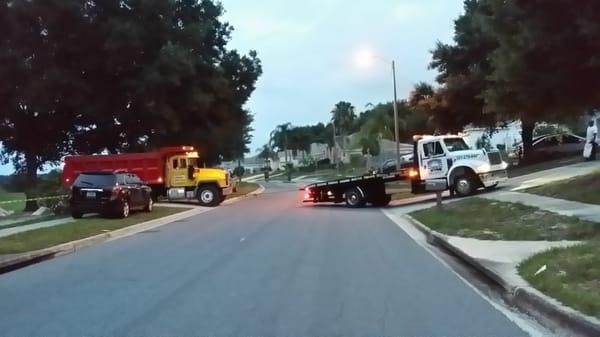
197 185 220 207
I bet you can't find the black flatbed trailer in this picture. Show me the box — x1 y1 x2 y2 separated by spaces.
302 169 412 207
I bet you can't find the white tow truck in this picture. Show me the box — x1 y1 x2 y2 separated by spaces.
302 135 508 207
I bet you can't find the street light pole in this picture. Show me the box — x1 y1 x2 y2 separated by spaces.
391 60 400 167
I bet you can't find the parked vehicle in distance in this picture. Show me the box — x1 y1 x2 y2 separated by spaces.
69 171 153 219
62 146 233 207
378 155 414 174
379 159 397 174
508 133 586 160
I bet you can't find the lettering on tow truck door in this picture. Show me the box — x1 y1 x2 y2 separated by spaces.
420 140 449 180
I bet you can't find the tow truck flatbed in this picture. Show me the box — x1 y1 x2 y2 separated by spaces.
302 168 412 207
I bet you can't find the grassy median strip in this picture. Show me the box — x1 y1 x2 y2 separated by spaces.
410 197 599 240
0 191 26 212
228 182 259 199
519 241 600 318
525 171 600 205
0 206 189 254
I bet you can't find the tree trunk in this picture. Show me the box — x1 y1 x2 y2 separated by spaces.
521 121 535 164
24 152 39 212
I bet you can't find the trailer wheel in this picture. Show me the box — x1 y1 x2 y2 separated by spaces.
345 187 366 208
197 185 220 207
372 194 392 207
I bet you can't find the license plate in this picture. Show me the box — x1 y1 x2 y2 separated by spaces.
86 191 96 198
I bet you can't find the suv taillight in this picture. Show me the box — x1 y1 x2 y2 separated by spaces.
111 186 121 200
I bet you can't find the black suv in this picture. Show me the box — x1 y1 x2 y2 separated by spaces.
69 171 153 219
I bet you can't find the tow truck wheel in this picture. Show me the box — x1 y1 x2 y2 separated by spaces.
197 185 220 207
454 176 474 197
345 187 366 208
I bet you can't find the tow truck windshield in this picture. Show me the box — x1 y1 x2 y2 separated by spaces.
444 138 471 152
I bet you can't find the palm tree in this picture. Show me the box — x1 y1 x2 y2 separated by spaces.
269 122 292 163
256 144 273 160
330 101 356 157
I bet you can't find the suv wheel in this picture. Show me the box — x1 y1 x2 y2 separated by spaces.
119 200 130 218
71 210 83 219
144 197 153 212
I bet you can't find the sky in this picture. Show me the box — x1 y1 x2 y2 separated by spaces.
0 0 463 175
221 0 464 156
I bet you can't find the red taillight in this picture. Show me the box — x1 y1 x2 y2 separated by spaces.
409 169 419 178
111 186 121 199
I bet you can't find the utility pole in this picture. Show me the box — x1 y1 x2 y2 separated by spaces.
332 121 338 169
392 60 400 168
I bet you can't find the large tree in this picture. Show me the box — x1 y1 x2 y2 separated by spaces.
0 0 90 210
428 0 498 133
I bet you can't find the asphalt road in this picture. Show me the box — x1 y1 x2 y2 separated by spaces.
0 182 530 337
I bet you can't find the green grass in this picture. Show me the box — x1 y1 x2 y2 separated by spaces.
519 241 600 318
0 191 26 212
410 197 599 240
525 171 600 205
228 182 260 199
0 206 189 254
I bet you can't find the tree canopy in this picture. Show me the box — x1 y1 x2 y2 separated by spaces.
414 0 600 161
0 0 261 210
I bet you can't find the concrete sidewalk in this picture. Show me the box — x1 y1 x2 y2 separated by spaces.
391 214 600 336
507 161 599 190
481 191 600 223
245 172 285 182
0 217 75 238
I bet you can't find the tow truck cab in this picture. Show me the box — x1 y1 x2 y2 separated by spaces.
410 135 508 196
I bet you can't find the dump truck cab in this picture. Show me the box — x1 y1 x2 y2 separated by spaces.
162 147 233 206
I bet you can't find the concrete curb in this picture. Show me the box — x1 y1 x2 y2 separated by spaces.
0 207 207 272
222 184 265 205
403 214 600 337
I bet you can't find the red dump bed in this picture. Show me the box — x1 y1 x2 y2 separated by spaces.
62 146 195 187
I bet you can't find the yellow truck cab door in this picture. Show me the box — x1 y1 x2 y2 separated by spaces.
169 156 194 187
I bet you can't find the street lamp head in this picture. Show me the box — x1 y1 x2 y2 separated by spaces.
355 48 375 69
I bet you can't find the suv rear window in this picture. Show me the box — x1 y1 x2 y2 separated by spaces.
74 173 116 187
